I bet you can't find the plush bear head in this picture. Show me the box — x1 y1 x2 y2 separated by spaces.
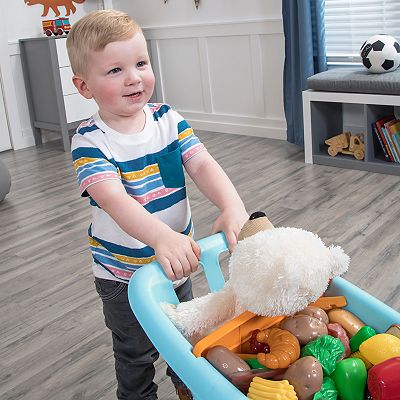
229 213 350 316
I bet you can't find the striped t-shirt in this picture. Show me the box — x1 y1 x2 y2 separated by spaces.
71 103 206 282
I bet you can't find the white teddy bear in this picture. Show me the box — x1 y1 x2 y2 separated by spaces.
162 212 350 339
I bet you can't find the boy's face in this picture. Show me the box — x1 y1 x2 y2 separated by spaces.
73 32 155 124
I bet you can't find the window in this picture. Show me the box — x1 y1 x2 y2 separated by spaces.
325 0 400 65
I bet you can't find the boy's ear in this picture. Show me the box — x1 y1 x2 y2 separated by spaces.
72 75 93 99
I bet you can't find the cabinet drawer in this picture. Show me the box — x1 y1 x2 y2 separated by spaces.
55 37 70 68
59 66 77 95
64 93 97 123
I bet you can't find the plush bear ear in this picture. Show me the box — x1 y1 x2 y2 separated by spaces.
237 211 274 241
328 244 350 276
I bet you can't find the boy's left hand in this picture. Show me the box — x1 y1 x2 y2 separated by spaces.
211 207 249 253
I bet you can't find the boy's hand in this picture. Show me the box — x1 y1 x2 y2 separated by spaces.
211 207 249 253
153 230 201 281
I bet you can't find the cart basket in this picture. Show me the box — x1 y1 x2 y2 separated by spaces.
128 232 400 400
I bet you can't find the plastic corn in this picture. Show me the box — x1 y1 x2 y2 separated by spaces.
247 377 298 400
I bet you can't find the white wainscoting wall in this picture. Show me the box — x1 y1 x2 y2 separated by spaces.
144 19 286 140
0 0 100 151
6 42 36 150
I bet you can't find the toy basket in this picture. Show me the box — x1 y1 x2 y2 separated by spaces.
127 233 400 400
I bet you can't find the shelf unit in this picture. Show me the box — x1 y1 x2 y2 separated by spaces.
303 89 400 176
20 36 97 152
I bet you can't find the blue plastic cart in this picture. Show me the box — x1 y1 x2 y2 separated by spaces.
128 232 400 400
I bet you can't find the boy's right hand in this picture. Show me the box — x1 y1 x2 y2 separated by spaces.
153 231 201 281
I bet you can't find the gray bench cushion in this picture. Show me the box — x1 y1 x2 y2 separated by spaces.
307 67 400 95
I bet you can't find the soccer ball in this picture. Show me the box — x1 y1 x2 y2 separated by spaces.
360 34 400 74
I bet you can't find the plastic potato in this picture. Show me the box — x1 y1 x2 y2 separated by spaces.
296 306 329 324
281 315 328 345
282 356 323 400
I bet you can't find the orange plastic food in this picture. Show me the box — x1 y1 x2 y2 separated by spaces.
192 311 284 358
310 296 347 310
256 328 300 369
192 297 345 359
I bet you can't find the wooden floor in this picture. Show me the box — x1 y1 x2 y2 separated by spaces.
1 131 399 400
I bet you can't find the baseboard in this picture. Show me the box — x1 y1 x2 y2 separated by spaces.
188 119 286 140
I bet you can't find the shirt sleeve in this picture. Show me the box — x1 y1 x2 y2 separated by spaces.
71 131 120 197
177 119 207 163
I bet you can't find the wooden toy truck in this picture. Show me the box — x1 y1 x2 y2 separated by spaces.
325 132 365 160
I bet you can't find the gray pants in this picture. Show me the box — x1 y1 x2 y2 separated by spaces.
95 277 193 400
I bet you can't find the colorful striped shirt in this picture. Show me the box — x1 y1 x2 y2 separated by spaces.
71 103 206 282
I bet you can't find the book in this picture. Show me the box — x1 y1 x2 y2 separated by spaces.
393 128 400 157
382 125 399 162
372 123 390 161
383 120 400 162
385 119 400 159
375 116 396 162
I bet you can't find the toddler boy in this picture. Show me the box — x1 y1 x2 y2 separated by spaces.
67 9 248 400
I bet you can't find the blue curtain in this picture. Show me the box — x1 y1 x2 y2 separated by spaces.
282 0 327 147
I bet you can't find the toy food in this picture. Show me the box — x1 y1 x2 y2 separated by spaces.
349 350 373 370
301 335 344 375
282 356 323 400
359 334 400 365
248 329 270 354
296 306 329 324
310 296 347 310
367 357 400 400
330 358 367 400
313 377 338 400
230 368 287 393
327 308 365 337
244 358 266 369
327 323 351 359
385 324 400 339
281 315 328 345
255 328 300 369
205 345 250 378
247 377 297 400
349 325 376 352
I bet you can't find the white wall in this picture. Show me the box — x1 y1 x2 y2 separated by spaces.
0 0 101 150
114 0 286 139
113 0 282 27
0 0 286 151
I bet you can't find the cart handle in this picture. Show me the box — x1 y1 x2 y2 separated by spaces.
127 232 246 400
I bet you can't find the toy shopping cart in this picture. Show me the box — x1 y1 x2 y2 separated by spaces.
128 233 400 400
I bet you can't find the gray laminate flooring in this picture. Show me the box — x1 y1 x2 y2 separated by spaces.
0 131 399 400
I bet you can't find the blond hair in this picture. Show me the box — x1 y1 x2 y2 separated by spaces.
67 10 141 76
